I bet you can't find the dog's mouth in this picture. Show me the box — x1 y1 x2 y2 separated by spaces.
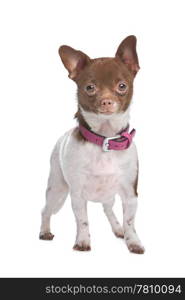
98 106 118 115
99 111 115 115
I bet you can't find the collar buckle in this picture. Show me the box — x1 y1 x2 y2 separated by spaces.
102 135 121 152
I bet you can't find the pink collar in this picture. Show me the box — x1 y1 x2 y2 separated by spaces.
79 124 136 151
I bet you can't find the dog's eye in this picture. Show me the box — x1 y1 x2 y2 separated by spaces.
86 85 95 91
118 82 127 92
85 84 96 95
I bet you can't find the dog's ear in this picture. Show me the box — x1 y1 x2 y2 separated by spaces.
58 45 91 80
116 35 140 76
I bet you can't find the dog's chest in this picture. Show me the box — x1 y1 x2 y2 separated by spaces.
80 144 129 202
87 150 120 175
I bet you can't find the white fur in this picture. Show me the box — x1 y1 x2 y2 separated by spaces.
40 108 144 253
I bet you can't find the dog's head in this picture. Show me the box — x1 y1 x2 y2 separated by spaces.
58 36 139 117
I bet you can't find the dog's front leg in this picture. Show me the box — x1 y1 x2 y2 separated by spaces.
71 194 91 251
120 188 145 254
103 201 124 238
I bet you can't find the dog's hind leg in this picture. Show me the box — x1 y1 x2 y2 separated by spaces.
103 200 124 238
39 143 69 240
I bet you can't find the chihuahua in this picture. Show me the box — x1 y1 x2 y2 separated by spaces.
40 35 145 254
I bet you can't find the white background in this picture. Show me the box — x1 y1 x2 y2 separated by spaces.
0 0 185 277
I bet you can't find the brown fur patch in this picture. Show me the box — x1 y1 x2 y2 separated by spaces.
115 232 124 239
72 110 91 142
39 232 54 240
73 244 91 251
72 126 86 142
75 58 134 115
128 243 145 254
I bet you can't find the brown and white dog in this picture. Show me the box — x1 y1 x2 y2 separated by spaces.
40 36 145 254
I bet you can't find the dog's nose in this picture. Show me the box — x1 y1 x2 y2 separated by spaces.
100 99 114 108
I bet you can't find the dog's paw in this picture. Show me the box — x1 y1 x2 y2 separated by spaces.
114 227 124 239
73 241 91 251
128 243 145 254
39 232 54 240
